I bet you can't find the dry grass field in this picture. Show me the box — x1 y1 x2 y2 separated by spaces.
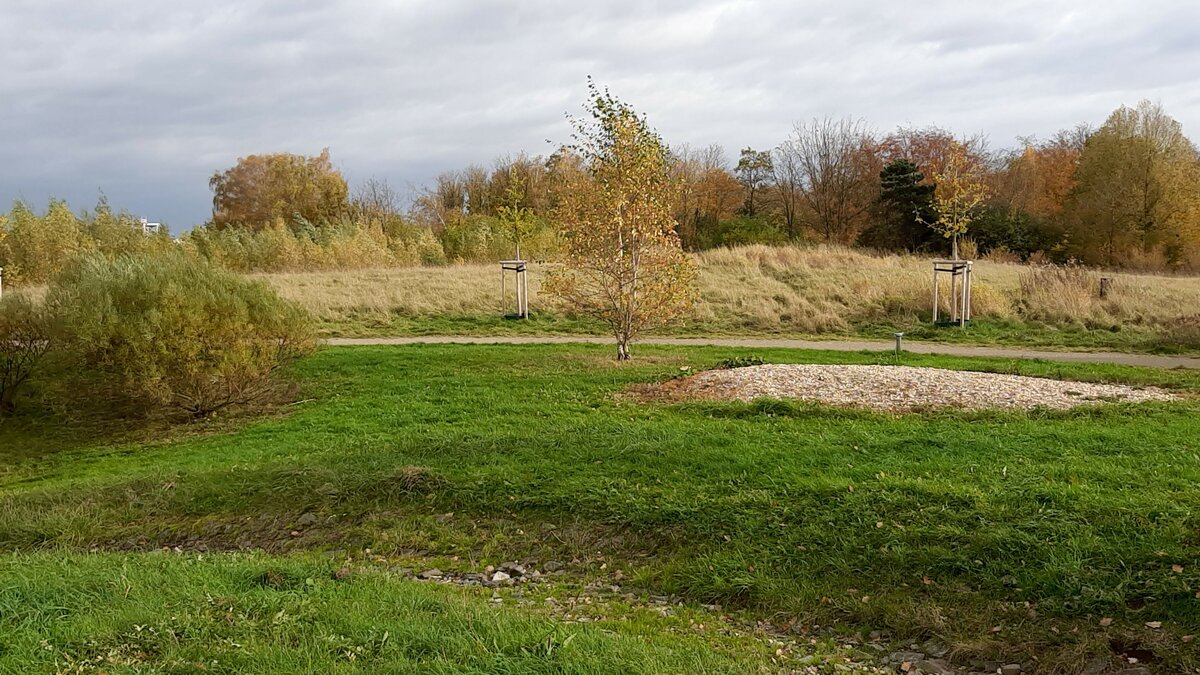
258 244 1200 350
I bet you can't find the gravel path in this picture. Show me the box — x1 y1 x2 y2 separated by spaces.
656 364 1176 412
325 335 1200 370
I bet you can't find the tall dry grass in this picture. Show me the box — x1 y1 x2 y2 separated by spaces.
260 243 1200 335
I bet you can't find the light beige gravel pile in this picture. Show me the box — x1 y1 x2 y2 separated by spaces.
657 364 1176 412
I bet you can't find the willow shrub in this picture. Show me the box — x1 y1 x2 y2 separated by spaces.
47 253 316 420
0 295 52 414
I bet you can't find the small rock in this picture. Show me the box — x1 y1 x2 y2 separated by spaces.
922 640 949 658
296 512 318 526
491 571 512 582
499 562 526 577
543 560 563 572
890 652 926 664
1000 665 1022 675
913 659 953 673
417 569 443 580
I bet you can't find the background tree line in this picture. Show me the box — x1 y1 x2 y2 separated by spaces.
3 99 1198 280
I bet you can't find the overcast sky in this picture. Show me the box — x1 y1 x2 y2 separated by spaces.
3 0 1198 229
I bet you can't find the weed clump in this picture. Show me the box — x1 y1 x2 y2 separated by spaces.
714 355 765 369
387 466 446 495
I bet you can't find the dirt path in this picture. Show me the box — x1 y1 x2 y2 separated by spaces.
325 335 1200 370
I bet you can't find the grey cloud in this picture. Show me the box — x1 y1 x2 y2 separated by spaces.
1 0 1197 228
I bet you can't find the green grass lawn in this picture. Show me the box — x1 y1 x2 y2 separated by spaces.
2 344 1199 672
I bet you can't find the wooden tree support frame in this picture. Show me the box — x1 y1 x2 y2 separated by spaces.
500 259 529 319
932 259 973 327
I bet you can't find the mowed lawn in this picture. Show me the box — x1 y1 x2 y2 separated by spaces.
2 344 1199 672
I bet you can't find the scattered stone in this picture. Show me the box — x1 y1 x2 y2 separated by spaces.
491 571 512 583
499 562 526 577
1000 665 1022 675
913 659 953 674
543 560 563 572
417 569 443 580
889 652 926 664
921 640 949 658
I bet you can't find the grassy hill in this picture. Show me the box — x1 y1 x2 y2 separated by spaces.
3 344 1199 672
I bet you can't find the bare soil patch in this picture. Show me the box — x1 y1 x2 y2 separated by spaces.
638 364 1176 412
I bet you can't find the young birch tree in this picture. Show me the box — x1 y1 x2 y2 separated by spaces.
495 167 537 259
926 143 989 259
545 82 697 360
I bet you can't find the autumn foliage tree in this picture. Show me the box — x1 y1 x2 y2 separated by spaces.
1064 101 1200 267
925 143 990 259
735 148 774 218
545 83 697 360
209 149 349 231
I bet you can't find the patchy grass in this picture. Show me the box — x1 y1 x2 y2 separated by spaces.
0 551 808 673
258 244 1200 353
3 344 1200 672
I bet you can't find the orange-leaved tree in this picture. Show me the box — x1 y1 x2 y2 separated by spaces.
545 82 697 360
209 149 348 231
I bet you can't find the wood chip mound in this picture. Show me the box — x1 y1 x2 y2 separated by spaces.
650 364 1176 412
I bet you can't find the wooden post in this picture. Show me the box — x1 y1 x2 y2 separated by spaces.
964 263 972 321
521 264 529 317
951 269 959 324
519 265 527 318
959 266 968 327
932 265 939 323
